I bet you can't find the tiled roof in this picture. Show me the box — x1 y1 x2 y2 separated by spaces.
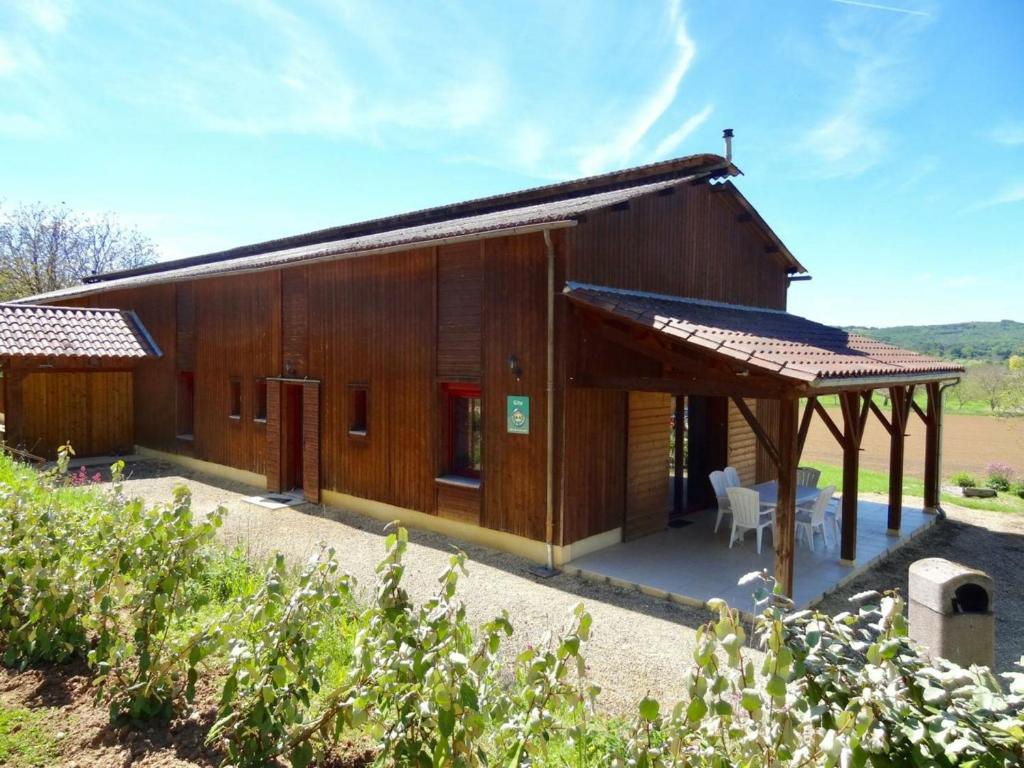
565 283 963 386
0 304 161 359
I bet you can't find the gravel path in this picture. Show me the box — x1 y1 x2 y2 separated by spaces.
114 461 718 716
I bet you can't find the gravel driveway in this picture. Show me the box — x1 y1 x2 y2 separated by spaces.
114 461 719 715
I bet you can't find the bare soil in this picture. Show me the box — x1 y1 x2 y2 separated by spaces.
0 660 374 767
803 411 1024 479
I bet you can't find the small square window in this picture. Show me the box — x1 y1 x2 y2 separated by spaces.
349 384 368 436
229 378 242 420
254 378 267 422
444 383 482 479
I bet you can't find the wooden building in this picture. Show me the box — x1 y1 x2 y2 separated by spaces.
16 150 962 594
0 304 161 459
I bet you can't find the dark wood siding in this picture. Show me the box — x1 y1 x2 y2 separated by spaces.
306 248 436 515
480 233 549 540
176 283 195 371
436 483 481 525
560 387 626 544
302 380 320 502
12 370 133 458
282 267 309 377
436 241 483 380
625 391 671 540
566 183 789 309
190 272 282 475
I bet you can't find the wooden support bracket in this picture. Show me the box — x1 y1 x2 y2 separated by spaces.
731 396 781 469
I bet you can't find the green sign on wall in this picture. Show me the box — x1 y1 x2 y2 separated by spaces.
506 395 530 434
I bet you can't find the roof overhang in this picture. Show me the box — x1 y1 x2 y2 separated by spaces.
565 283 963 396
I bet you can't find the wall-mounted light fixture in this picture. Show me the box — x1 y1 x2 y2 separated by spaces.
508 355 522 381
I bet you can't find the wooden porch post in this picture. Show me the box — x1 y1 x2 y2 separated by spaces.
886 386 912 534
775 398 799 597
839 391 870 564
923 382 943 512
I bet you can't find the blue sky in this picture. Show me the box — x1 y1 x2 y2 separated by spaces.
1 0 1021 326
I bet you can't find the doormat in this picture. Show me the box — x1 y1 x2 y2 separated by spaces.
667 518 694 528
242 491 306 511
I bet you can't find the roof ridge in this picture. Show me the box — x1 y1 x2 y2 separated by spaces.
86 153 734 284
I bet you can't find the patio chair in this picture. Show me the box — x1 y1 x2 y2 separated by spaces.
709 470 731 533
724 466 742 488
796 485 835 551
796 466 821 488
726 486 774 554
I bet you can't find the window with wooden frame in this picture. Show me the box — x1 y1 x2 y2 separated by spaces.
176 371 194 440
348 384 368 437
253 378 267 423
443 383 482 480
229 378 242 420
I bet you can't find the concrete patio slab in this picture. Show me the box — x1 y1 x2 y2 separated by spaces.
565 499 937 613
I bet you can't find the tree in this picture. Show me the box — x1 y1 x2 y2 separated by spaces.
969 363 1011 413
1010 354 1024 372
0 202 159 300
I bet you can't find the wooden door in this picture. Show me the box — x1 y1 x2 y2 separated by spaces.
282 383 303 492
686 395 729 510
624 391 673 541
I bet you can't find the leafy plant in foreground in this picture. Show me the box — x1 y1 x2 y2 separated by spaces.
209 548 349 768
88 487 226 722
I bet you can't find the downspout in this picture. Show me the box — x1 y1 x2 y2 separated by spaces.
543 228 558 574
933 379 959 519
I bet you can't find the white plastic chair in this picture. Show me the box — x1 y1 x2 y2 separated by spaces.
709 470 731 532
726 486 774 554
724 466 742 489
796 466 821 488
796 485 835 551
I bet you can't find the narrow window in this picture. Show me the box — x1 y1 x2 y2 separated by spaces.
253 378 267 423
176 371 194 440
349 384 368 437
444 384 482 479
229 378 242 420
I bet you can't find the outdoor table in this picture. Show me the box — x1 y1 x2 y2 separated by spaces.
752 480 819 509
751 481 821 547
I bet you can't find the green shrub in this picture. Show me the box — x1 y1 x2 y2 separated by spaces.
951 471 977 488
986 463 1014 492
0 449 109 666
87 487 226 722
209 548 349 768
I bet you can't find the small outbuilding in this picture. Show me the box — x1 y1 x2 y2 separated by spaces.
0 304 162 460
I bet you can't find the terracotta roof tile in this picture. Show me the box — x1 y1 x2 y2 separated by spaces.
0 304 161 359
565 284 963 386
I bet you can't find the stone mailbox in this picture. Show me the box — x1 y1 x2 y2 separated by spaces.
908 557 994 668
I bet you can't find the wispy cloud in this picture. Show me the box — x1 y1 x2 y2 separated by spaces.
653 104 714 160
797 9 930 178
577 0 698 174
967 181 1024 212
990 122 1024 146
830 0 930 17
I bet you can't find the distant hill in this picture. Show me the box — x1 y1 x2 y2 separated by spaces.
845 320 1024 362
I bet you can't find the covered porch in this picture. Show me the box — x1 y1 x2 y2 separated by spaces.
564 283 964 597
566 498 936 610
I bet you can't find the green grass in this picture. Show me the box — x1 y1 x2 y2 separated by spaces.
811 392 1004 417
803 461 1024 514
0 707 61 768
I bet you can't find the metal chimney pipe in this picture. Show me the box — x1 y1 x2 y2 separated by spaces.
723 128 734 162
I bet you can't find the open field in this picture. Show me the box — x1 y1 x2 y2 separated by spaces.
802 409 1024 481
